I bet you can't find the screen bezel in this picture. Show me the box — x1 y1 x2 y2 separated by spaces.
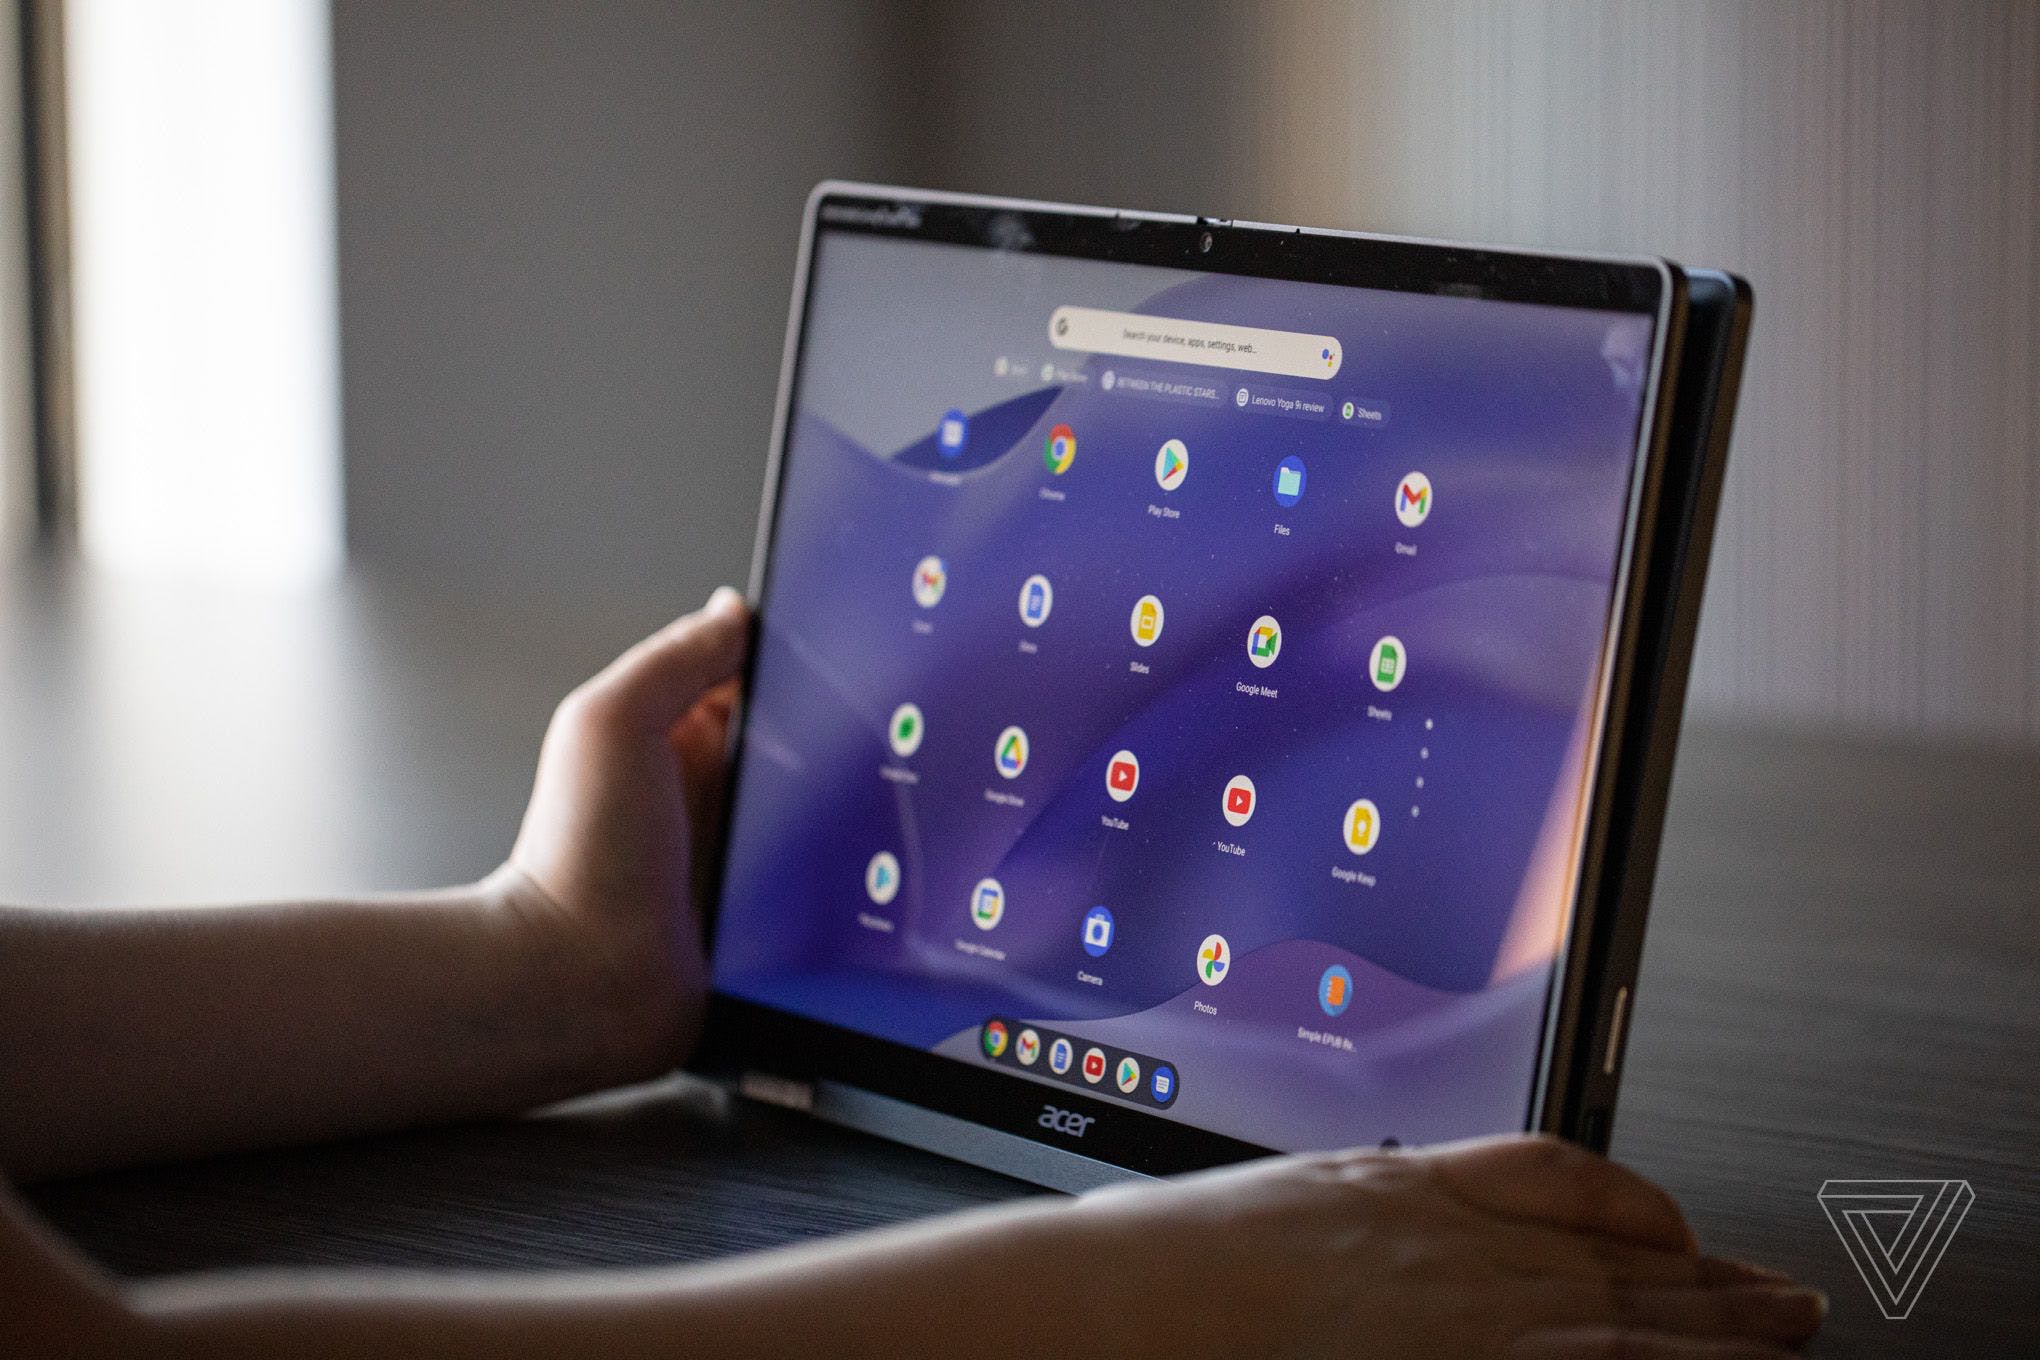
1545 270 1748 1152
694 182 1684 1175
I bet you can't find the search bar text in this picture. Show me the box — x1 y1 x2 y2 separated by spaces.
1049 306 1342 380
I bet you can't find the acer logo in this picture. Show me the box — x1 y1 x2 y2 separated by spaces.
1039 1105 1095 1138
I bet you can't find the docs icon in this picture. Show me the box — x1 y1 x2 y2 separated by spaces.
1150 1064 1177 1105
1082 906 1115 958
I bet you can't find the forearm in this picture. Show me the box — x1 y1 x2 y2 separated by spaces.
0 869 663 1181
129 1193 1103 1360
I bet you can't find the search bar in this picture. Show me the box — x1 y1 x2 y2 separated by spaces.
1048 306 1342 380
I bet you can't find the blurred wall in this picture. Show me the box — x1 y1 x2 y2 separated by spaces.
893 2 1263 216
332 1 917 606
332 1 2039 744
331 0 1278 612
1258 0 2039 743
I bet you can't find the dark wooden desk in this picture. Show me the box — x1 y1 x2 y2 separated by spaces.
8 570 2038 1356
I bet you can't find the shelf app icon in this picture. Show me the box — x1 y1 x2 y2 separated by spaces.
865 851 900 906
1369 636 1405 693
1396 472 1432 527
1196 933 1231 986
1115 1055 1142 1094
888 702 925 759
1247 614 1282 668
995 726 1030 779
938 408 969 459
1106 749 1141 802
1319 964 1354 1017
1343 798 1382 855
971 877 1006 931
1083 906 1115 958
1273 456 1306 508
982 1019 1008 1057
1223 774 1257 827
1154 438 1189 491
1016 1028 1042 1065
1019 573 1054 628
1150 1064 1177 1104
1043 423 1076 475
1048 1037 1074 1074
1082 1047 1108 1084
1131 594 1165 647
913 555 947 608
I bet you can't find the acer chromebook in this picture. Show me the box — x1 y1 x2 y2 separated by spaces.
693 184 1750 1192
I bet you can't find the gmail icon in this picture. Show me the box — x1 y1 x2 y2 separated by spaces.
1106 748 1141 803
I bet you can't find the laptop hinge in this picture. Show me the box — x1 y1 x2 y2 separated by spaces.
739 1071 815 1112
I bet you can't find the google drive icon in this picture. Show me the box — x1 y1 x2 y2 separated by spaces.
994 725 1030 779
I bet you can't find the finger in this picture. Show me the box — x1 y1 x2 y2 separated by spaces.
674 680 738 799
1509 1330 1802 1360
693 676 740 725
670 678 741 769
1418 1134 1698 1254
1695 1256 1797 1287
584 590 749 732
1535 1282 1826 1347
1478 1220 1739 1289
1481 1214 1805 1292
675 679 740 838
1639 1285 1826 1345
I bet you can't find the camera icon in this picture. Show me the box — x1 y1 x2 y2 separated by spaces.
1082 906 1115 958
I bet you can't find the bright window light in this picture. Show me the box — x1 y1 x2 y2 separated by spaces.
67 0 340 583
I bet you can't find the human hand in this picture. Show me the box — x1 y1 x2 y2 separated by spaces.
504 587 748 1083
1045 1134 1822 1359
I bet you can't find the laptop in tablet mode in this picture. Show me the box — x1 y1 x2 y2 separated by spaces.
692 184 1751 1191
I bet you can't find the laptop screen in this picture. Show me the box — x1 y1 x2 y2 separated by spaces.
710 214 1660 1153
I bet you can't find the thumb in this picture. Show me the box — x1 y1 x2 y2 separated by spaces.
586 588 749 731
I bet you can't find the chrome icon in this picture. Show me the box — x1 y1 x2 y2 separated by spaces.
1043 423 1076 475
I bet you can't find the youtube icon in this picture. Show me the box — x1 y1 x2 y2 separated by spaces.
1082 1047 1108 1084
1106 749 1140 803
1222 774 1257 827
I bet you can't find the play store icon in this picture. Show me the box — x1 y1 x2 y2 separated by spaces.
1154 438 1189 491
